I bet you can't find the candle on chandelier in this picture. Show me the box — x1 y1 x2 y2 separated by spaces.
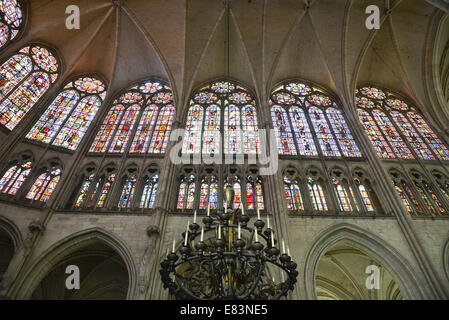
207 203 210 216
218 225 222 239
282 239 286 254
257 205 260 220
193 210 197 223
271 230 275 247
172 238 176 253
184 220 189 246
238 223 241 239
200 227 204 242
287 246 291 256
255 229 259 242
241 203 245 215
267 215 270 229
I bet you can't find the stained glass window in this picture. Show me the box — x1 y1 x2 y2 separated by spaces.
0 46 59 130
96 174 115 208
148 106 174 154
118 175 137 208
355 182 374 212
109 105 140 153
74 174 95 208
199 175 218 210
245 176 264 211
395 181 422 214
0 0 23 49
308 178 327 211
271 106 296 155
27 77 106 150
333 180 352 212
182 105 203 154
140 175 158 209
177 175 196 210
422 181 445 214
356 86 449 161
284 177 303 211
270 81 359 158
394 185 412 212
89 106 124 153
203 105 220 154
183 80 259 155
255 179 264 210
414 182 433 213
357 109 395 158
242 105 260 154
130 105 158 153
309 107 340 157
224 104 242 154
326 108 361 157
199 178 209 210
289 107 317 156
372 110 413 159
209 179 218 210
90 80 174 155
0 160 31 195
186 177 196 209
177 180 188 209
407 112 449 161
390 111 434 160
26 168 61 203
246 178 254 210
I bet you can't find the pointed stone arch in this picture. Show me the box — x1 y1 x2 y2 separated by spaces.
303 223 427 300
15 227 137 300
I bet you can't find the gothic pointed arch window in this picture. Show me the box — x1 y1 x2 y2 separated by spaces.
356 86 449 161
431 170 449 202
352 169 379 213
27 77 106 150
306 168 328 212
177 174 196 210
26 162 61 203
199 174 218 210
89 80 174 155
117 167 138 209
73 166 96 208
182 80 260 155
0 45 59 130
390 170 422 214
331 179 351 212
283 176 304 212
270 81 361 158
0 0 24 49
410 170 446 215
140 174 158 209
0 153 32 195
139 166 159 209
93 166 116 208
330 168 357 212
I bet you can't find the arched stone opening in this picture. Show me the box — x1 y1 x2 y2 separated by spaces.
303 224 426 300
30 240 129 300
315 240 403 300
16 228 137 300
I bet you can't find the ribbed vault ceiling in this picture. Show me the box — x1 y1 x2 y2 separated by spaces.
14 0 448 121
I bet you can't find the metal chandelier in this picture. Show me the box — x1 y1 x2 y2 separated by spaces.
159 186 298 300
